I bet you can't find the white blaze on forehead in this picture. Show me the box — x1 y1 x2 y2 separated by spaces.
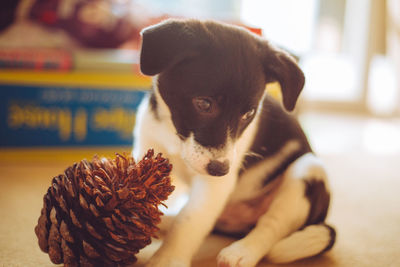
180 133 235 175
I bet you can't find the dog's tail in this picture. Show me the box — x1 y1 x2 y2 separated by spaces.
265 223 336 264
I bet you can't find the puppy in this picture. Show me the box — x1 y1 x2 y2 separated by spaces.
133 19 335 267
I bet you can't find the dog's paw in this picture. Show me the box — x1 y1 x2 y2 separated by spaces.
217 242 258 267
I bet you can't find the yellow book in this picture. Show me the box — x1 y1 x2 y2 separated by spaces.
0 70 151 89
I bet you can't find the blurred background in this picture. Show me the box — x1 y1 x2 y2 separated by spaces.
0 0 399 152
0 0 399 155
0 1 399 266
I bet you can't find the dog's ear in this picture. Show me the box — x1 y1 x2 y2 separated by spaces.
260 42 305 111
140 19 202 76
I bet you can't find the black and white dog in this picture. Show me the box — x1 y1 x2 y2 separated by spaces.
133 19 335 267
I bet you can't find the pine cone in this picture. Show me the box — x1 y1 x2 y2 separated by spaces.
35 149 174 266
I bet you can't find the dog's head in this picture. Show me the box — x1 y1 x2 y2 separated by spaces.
140 19 304 177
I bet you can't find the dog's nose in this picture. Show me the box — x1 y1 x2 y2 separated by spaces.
207 160 229 176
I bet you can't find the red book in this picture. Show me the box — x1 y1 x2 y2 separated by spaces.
0 48 72 70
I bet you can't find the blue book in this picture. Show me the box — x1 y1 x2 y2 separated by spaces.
0 71 150 147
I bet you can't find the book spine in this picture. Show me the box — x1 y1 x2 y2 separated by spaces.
0 84 148 147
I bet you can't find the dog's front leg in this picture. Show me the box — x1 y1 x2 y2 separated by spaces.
217 176 309 267
147 174 237 267
217 153 331 267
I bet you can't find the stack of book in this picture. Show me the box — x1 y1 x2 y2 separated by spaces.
0 48 151 147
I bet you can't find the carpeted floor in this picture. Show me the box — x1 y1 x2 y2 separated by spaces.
1 113 399 267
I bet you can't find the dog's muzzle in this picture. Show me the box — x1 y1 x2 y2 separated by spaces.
206 160 229 176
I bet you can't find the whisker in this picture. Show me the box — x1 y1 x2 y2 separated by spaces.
176 133 186 140
244 151 263 159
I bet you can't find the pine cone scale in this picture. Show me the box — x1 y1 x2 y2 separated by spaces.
35 209 49 252
60 221 74 243
48 224 63 264
70 210 82 228
61 239 78 266
78 194 89 210
82 240 100 259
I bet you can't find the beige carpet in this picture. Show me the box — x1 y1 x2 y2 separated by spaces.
1 114 400 266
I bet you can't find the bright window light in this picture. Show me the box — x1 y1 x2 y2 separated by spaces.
301 53 357 101
363 119 400 155
367 55 399 116
240 0 318 54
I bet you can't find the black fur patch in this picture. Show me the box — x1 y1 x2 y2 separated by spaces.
212 228 250 239
239 96 312 185
320 224 336 253
149 92 160 120
261 149 306 186
303 179 330 226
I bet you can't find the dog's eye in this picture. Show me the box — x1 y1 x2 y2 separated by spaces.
241 109 255 121
193 97 212 113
